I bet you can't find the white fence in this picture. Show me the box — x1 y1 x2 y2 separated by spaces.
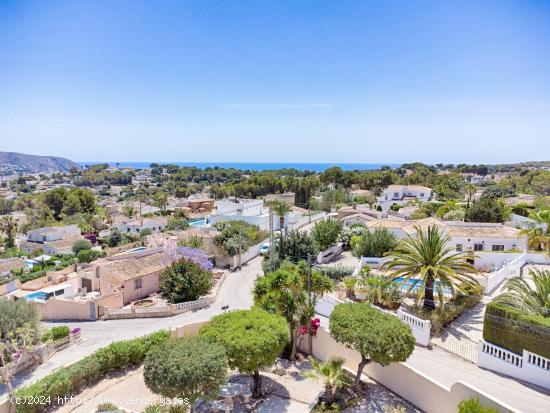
397 308 431 346
476 251 526 294
478 340 550 390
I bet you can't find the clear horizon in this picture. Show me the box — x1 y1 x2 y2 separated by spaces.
1 1 549 164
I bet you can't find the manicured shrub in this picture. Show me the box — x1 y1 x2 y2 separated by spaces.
483 301 550 358
143 336 227 408
458 398 499 413
50 326 70 340
13 330 170 413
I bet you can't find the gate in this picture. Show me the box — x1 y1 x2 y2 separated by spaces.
430 329 479 364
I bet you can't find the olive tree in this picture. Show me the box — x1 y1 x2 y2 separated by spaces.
199 308 288 398
329 303 415 386
143 336 227 412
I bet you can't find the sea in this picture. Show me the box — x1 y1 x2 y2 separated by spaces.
78 162 399 172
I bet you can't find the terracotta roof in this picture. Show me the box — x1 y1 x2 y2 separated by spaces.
445 222 526 239
386 184 432 191
365 217 444 234
364 218 526 240
341 213 378 222
100 251 166 281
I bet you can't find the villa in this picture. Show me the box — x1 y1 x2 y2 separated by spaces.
363 218 528 269
210 198 286 231
377 184 434 210
115 216 167 234
20 224 86 255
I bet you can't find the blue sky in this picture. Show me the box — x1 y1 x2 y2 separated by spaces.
0 0 549 164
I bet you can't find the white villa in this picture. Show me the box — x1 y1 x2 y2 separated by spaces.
210 198 288 231
20 225 86 255
377 184 433 210
115 216 167 234
363 218 528 269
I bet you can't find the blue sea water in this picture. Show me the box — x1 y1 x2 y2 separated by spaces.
78 162 399 172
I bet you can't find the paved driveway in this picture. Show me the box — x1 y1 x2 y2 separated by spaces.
0 256 263 396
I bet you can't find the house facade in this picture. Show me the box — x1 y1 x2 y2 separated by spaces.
377 185 433 210
115 216 167 234
363 218 528 268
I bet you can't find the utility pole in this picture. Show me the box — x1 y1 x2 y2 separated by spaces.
268 201 274 262
307 253 312 300
238 224 242 271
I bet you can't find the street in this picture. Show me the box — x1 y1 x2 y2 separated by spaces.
0 256 262 396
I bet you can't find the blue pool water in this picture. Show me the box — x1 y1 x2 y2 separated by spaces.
25 291 49 302
127 247 147 253
189 217 210 226
394 277 451 295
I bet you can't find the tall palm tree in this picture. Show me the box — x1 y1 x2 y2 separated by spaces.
272 200 292 235
521 209 550 255
302 357 351 406
495 269 550 316
384 225 479 310
465 183 477 211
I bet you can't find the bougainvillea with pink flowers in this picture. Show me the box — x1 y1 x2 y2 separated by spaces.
299 317 321 336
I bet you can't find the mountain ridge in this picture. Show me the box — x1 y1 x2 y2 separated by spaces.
0 151 80 173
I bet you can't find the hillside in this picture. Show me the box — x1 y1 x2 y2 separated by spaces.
0 151 80 174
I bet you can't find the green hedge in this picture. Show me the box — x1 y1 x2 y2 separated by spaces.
50 326 70 341
483 302 550 359
13 330 169 413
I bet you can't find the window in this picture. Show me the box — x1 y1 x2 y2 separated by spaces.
134 278 142 289
474 243 484 251
456 244 463 252
420 193 424 198
492 245 505 252
393 192 399 199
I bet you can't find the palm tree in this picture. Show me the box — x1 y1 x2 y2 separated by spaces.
254 262 306 361
384 225 479 310
302 357 351 406
495 269 550 316
272 200 292 235
465 183 476 211
521 209 550 255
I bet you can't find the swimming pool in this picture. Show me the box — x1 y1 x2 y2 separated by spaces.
394 277 451 295
127 247 147 253
188 217 210 227
24 291 49 302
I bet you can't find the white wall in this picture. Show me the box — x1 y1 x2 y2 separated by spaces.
478 341 550 390
304 328 518 413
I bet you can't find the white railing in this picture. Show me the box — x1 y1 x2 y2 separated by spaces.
483 251 526 293
396 308 431 346
480 341 523 367
478 340 550 390
173 296 213 311
525 350 550 371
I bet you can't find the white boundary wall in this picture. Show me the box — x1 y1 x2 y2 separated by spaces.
478 340 550 390
304 328 519 413
474 251 526 293
397 308 431 346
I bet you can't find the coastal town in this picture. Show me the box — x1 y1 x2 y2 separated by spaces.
1 160 549 413
1 1 550 412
